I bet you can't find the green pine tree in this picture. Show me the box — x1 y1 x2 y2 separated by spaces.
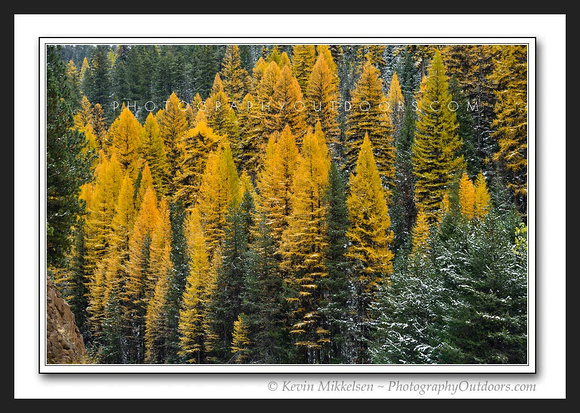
319 162 353 363
208 190 255 362
241 214 290 363
412 50 464 223
390 104 417 251
83 45 112 109
46 45 94 269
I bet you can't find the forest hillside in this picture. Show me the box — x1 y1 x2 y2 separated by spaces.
46 43 528 365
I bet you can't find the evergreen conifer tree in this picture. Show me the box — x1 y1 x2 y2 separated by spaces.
241 214 289 363
412 50 464 223
84 45 112 108
319 162 353 363
390 105 417 250
208 189 254 362
46 45 94 268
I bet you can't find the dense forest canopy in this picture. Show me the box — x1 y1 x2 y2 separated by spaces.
46 43 528 365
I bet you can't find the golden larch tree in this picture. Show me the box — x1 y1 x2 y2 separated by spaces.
346 134 394 287
255 125 300 249
143 198 173 363
73 95 94 131
316 45 339 86
220 45 249 104
237 92 264 175
411 206 431 258
123 183 160 362
458 171 476 220
205 73 239 150
291 44 317 93
91 103 108 150
280 123 331 361
279 51 292 69
345 134 394 363
173 119 224 208
134 161 154 211
385 71 405 133
108 107 143 178
440 44 498 165
126 184 161 306
82 153 124 339
98 171 138 362
140 112 170 196
249 56 268 95
178 207 217 363
195 140 241 257
489 45 528 215
358 45 387 70
109 172 137 255
255 61 281 138
474 171 491 220
230 314 251 363
270 65 308 142
345 62 395 193
305 53 340 155
157 92 189 185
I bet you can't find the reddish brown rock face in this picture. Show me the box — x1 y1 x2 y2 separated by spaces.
46 276 88 364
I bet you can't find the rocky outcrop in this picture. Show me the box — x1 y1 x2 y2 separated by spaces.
46 276 88 364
